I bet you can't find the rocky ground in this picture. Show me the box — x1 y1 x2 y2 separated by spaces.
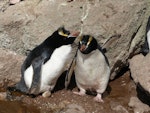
0 0 150 113
0 48 149 113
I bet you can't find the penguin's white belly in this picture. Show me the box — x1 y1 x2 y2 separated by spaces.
24 45 72 92
24 66 33 88
75 50 110 90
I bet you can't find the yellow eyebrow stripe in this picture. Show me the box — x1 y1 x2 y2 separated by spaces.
87 36 93 46
58 31 68 37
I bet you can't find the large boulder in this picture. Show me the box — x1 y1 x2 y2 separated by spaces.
129 53 150 107
0 48 24 83
0 0 150 79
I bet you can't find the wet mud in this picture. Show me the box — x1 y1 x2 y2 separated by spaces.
0 71 136 113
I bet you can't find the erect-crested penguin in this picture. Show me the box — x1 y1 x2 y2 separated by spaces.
73 35 110 102
11 26 80 97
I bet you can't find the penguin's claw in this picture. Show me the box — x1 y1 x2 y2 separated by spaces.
93 94 104 103
42 91 51 98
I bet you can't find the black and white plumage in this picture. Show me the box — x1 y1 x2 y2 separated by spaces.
142 16 150 56
73 35 110 102
13 27 79 97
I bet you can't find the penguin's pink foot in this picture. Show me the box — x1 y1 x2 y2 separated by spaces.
73 90 86 96
9 0 20 5
93 93 104 103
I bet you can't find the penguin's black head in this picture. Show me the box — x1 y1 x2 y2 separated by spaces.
79 35 97 54
49 26 80 47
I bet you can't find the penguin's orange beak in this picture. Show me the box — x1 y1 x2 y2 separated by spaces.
80 44 86 51
68 31 80 38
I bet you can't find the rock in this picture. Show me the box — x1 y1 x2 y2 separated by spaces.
0 92 7 101
0 0 150 79
0 48 24 83
9 0 20 5
129 53 150 105
110 101 129 113
60 104 85 113
129 53 150 86
129 97 150 113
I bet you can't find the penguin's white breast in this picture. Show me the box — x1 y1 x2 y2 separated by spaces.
40 45 72 88
24 45 72 90
75 49 109 85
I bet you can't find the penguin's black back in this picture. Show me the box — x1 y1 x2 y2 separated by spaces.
23 26 76 70
22 44 53 70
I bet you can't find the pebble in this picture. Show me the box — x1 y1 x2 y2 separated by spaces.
0 92 7 101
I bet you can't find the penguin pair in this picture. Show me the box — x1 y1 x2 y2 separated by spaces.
141 16 150 56
66 35 110 102
10 26 80 97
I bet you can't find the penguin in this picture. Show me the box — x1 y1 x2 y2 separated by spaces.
12 26 80 97
141 16 150 56
73 35 110 102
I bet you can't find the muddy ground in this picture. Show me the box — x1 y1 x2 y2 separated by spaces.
0 70 138 113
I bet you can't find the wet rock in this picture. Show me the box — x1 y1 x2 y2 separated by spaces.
129 53 150 106
129 97 150 113
0 0 149 79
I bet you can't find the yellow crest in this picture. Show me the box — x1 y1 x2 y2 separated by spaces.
58 30 68 37
87 36 93 46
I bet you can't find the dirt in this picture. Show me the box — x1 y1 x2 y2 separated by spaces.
0 70 136 113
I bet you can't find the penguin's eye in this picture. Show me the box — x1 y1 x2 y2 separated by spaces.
58 30 69 37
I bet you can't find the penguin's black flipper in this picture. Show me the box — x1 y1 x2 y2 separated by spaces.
29 49 52 94
141 42 149 56
29 57 43 94
13 63 30 93
141 16 150 56
65 48 78 89
97 44 109 66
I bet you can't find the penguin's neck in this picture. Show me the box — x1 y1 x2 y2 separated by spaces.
79 49 97 59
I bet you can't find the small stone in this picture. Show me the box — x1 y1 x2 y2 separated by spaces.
0 92 7 101
61 104 85 113
42 91 51 98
